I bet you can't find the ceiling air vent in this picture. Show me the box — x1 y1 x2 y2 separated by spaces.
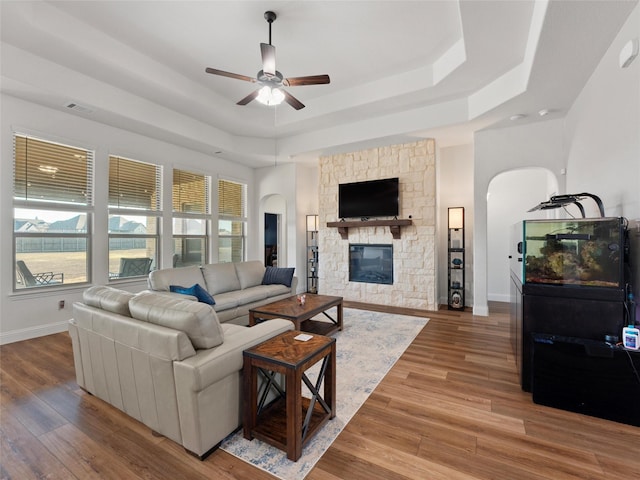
64 102 93 113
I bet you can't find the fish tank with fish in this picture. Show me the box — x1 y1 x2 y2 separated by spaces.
523 218 625 288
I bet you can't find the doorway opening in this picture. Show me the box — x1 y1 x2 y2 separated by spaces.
264 213 279 266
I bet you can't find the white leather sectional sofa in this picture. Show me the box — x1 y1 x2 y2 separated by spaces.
147 261 297 325
68 285 293 459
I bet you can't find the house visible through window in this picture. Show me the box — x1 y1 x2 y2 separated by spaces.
218 179 246 263
13 134 93 290
108 156 161 279
173 168 210 267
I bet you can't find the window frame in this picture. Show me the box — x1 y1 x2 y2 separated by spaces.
108 155 162 281
12 133 94 291
217 178 247 263
172 168 211 267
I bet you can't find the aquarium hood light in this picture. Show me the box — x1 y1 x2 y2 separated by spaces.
528 192 605 218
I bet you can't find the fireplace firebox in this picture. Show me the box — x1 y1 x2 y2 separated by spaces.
349 244 393 285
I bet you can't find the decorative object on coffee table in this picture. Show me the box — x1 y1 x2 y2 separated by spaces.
243 330 336 461
249 293 343 336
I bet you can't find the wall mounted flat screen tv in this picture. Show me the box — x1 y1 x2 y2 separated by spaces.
338 177 399 219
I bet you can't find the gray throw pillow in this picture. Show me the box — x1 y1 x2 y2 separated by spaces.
262 266 295 288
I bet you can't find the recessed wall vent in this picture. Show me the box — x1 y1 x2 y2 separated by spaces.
64 102 93 113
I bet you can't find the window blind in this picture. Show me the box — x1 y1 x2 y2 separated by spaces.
218 179 246 218
173 169 210 214
109 156 161 210
13 135 93 205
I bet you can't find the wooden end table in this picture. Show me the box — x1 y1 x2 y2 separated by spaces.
248 294 343 336
243 330 336 461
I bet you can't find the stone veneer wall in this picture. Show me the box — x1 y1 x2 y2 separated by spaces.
318 139 436 310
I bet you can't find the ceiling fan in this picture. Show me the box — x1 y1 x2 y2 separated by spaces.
205 11 330 110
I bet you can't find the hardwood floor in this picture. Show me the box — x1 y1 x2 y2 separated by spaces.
2 302 639 479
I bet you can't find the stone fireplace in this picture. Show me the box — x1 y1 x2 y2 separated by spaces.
318 139 436 310
349 244 393 285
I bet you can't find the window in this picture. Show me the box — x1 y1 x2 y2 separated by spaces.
218 179 246 263
13 134 93 290
108 156 161 279
173 169 210 267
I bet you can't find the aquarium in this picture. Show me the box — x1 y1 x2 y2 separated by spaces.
523 217 625 288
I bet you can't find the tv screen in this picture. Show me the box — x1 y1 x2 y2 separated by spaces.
338 177 399 219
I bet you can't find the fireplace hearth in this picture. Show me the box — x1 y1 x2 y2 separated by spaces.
349 244 393 285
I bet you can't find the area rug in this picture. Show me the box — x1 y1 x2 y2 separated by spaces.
220 308 429 480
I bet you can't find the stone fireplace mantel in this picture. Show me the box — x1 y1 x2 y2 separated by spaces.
326 219 413 240
319 138 436 311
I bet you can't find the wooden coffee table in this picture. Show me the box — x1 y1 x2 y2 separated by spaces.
243 330 336 461
249 294 343 336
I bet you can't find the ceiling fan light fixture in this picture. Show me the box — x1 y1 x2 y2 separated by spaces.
205 10 328 110
256 85 285 106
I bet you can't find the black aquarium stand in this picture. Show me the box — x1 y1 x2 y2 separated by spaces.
532 333 640 427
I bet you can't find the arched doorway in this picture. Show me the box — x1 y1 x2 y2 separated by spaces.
486 168 558 302
259 194 287 267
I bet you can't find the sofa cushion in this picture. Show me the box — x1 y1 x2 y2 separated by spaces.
234 261 266 290
83 285 135 317
201 263 241 295
262 266 295 288
224 287 267 307
129 292 224 349
254 283 291 297
170 284 215 305
149 266 204 292
210 291 240 311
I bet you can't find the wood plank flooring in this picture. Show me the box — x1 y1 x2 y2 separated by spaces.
1 302 639 479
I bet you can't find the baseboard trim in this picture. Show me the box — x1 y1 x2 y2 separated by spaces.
488 293 510 303
0 321 68 345
473 304 489 316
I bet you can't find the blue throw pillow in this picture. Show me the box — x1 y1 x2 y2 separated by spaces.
262 267 295 288
170 283 216 305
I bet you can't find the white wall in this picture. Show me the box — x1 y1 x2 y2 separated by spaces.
255 162 309 293
0 94 255 343
563 2 640 316
296 164 319 292
437 144 474 307
475 2 640 315
486 168 557 302
564 3 639 220
474 119 566 315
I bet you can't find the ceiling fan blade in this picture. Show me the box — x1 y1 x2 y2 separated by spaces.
205 67 256 83
237 90 260 106
282 90 305 110
284 74 330 87
260 43 276 77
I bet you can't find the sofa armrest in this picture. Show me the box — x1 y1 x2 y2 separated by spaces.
173 318 293 456
68 319 85 389
173 319 293 392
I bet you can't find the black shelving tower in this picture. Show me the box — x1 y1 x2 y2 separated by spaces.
447 207 465 310
306 215 319 293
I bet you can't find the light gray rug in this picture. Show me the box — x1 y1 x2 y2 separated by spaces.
220 308 428 480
